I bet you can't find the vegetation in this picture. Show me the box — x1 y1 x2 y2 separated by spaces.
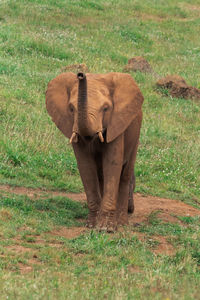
0 192 200 299
0 0 199 203
0 0 200 299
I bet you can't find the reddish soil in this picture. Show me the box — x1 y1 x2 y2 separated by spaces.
150 235 175 256
1 184 199 223
131 193 200 224
156 74 200 100
7 245 33 254
127 265 142 273
50 227 86 239
123 56 153 73
18 258 41 274
133 232 175 256
181 3 200 12
1 184 200 262
6 244 42 274
0 184 85 202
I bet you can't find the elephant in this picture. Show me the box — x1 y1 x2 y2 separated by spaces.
46 72 144 232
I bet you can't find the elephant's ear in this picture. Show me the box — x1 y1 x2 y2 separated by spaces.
46 72 77 139
104 73 144 143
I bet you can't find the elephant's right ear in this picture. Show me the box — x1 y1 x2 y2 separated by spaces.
46 72 77 139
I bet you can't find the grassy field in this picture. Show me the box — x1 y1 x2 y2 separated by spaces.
0 190 200 299
0 0 200 299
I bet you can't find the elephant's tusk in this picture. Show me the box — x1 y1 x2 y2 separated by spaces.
98 132 104 143
69 132 78 144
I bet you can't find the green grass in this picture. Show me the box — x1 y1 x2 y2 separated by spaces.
0 0 199 203
0 0 200 298
0 192 200 299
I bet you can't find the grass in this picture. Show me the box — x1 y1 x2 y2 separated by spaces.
0 0 200 298
0 0 199 203
0 192 200 299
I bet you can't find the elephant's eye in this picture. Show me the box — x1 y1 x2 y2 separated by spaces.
103 106 108 112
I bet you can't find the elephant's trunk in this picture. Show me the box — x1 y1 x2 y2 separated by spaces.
77 72 90 136
77 72 104 142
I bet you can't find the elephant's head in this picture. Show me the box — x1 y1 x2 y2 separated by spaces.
46 72 143 143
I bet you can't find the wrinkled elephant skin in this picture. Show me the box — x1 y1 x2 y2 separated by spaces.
46 72 144 232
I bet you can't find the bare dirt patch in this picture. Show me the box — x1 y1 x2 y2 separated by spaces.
0 208 12 220
150 236 175 256
179 3 200 12
136 11 196 22
5 244 42 274
7 245 33 254
123 56 153 73
186 4 200 11
134 232 175 256
137 12 166 22
0 184 85 202
1 184 200 257
127 265 142 273
50 227 86 239
131 193 200 225
18 263 33 274
18 258 41 274
1 184 199 225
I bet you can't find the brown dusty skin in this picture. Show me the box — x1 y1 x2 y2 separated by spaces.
46 72 144 231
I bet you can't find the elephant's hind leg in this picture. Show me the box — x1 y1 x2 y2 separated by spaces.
117 163 136 226
128 173 135 214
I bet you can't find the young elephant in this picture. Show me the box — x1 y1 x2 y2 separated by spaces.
46 72 143 232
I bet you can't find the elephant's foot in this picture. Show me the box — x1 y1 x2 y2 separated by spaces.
86 211 98 228
96 210 117 233
128 197 134 214
117 211 129 226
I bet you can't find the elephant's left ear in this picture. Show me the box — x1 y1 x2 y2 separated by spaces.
46 72 77 139
104 73 144 143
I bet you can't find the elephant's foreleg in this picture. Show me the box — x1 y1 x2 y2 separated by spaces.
73 144 101 228
97 135 124 232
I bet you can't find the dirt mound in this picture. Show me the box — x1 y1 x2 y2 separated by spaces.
156 75 200 100
123 56 153 73
61 63 89 73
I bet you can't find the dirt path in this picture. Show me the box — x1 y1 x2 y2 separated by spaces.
1 184 200 223
1 184 200 269
0 184 85 202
